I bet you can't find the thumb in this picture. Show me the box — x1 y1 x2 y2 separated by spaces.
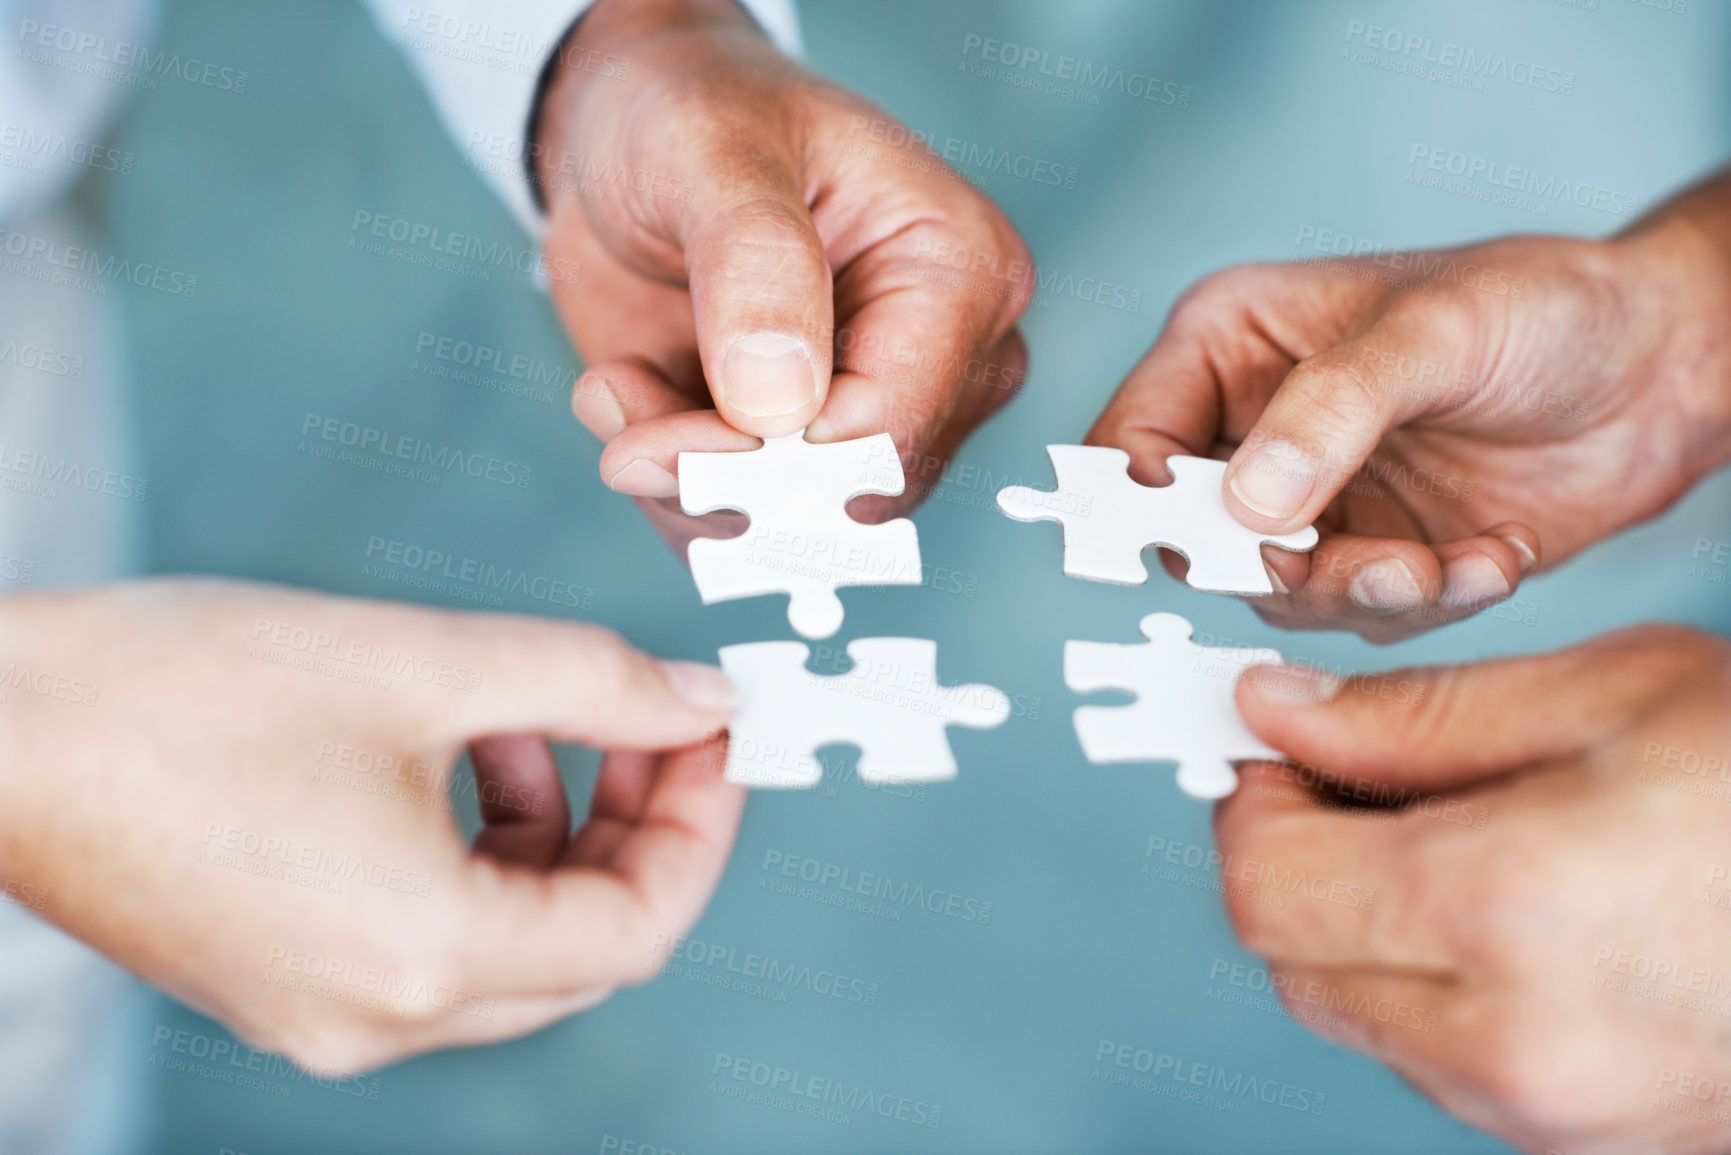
674 116 834 437
1232 624 1698 794
421 614 735 752
1221 307 1461 534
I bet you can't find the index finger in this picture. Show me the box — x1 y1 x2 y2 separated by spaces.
799 139 1032 466
1088 263 1381 485
1213 763 1457 973
458 735 744 995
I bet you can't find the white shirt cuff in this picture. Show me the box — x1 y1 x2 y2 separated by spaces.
365 0 802 238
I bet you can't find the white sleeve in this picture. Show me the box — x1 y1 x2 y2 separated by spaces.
362 0 801 237
0 0 157 224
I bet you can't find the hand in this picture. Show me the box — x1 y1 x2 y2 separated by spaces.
1089 172 1731 641
534 0 1031 542
1217 625 1731 1153
0 579 742 1072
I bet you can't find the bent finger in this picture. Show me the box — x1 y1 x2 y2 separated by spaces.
458 736 744 995
468 736 571 870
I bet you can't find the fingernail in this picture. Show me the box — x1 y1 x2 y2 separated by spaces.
573 372 626 440
1440 553 1512 609
1497 534 1538 574
658 660 736 711
1228 441 1316 523
720 332 817 419
1264 560 1290 596
1244 664 1340 706
1349 558 1425 609
607 458 680 498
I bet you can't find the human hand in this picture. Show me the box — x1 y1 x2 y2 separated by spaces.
0 578 742 1072
535 0 1031 541
1089 176 1731 641
1217 625 1731 1153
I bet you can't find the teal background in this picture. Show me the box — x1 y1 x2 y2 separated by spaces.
88 0 1731 1151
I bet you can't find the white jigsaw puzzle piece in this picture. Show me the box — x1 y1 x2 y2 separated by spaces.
680 431 922 638
997 446 1318 596
719 637 1010 788
1065 612 1286 800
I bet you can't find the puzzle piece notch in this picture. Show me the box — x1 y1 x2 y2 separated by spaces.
680 431 922 638
1065 611 1285 800
997 446 1318 596
718 637 1010 788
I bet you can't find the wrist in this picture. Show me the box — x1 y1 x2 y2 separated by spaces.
1616 170 1731 478
1615 214 1731 480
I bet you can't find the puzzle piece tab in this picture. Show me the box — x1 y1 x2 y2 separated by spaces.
680 431 921 638
1065 612 1286 800
719 637 1010 787
997 447 1318 596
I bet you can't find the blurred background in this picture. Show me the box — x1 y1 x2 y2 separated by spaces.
21 0 1731 1150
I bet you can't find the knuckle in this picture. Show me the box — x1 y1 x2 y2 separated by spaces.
1283 356 1385 441
1212 814 1290 959
695 191 816 254
591 909 661 990
1385 664 1466 752
1221 875 1279 957
1171 264 1274 321
1409 831 1502 959
269 1023 384 1078
1621 622 1727 676
560 621 643 683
